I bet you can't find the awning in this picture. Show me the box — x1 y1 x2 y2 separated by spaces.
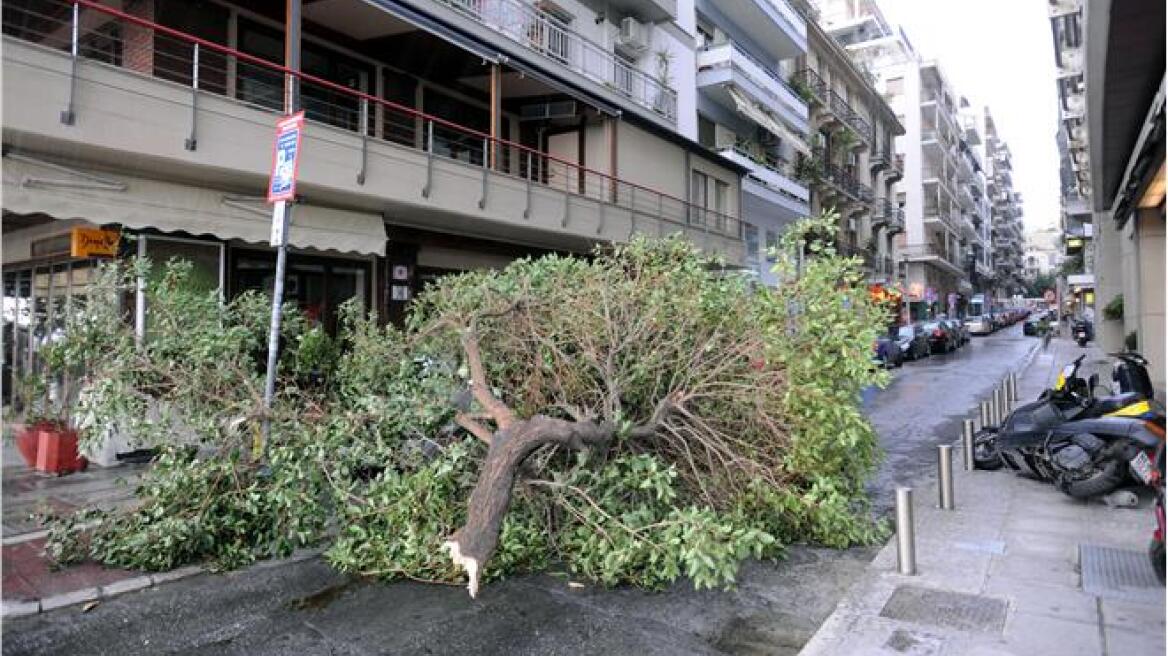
726 85 811 157
2 155 386 256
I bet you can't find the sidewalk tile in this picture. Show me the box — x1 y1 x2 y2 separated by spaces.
1000 611 1101 656
1099 597 1168 631
1104 624 1166 656
981 579 1097 624
987 552 1080 588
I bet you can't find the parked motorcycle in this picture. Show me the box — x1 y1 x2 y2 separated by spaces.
1073 319 1092 347
974 353 1164 501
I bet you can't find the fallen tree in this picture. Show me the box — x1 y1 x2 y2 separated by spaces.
38 212 890 595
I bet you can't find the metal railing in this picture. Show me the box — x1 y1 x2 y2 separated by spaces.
436 0 677 122
793 67 827 102
700 41 807 118
4 0 735 239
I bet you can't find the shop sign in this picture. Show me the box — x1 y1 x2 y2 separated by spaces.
267 111 305 204
70 227 120 258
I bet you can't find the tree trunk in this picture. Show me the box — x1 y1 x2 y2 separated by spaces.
444 415 612 597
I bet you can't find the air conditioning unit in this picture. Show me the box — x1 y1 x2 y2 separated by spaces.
1061 47 1083 73
616 17 648 57
1070 125 1087 142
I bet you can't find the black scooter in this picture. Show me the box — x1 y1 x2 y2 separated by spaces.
975 353 1163 500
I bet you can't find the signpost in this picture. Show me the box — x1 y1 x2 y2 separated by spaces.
258 0 302 461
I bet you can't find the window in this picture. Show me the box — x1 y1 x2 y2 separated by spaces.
714 180 729 224
698 115 716 148
691 171 709 225
765 230 779 263
885 77 904 97
744 224 760 268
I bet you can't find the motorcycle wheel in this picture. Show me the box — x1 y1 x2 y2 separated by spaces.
973 430 1003 470
1022 452 1056 482
1057 458 1127 499
1151 539 1166 586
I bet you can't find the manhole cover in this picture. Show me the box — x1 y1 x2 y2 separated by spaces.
1080 544 1162 603
879 585 1007 633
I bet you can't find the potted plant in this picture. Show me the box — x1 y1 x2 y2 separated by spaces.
13 371 86 475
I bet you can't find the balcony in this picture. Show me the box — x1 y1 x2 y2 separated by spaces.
873 199 904 234
2 4 743 260
697 42 809 135
900 243 966 277
718 146 809 217
923 200 959 235
706 0 808 60
430 0 678 124
792 67 828 105
593 0 678 22
825 90 870 146
887 153 905 181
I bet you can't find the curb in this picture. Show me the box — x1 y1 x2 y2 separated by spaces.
2 547 324 619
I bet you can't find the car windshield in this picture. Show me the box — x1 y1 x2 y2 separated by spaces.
898 327 914 339
923 322 940 330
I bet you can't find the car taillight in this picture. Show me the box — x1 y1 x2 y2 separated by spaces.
933 329 943 337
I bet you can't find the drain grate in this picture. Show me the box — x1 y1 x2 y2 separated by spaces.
1080 544 1162 603
879 585 1007 634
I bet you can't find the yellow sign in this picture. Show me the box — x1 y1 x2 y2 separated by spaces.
70 227 120 258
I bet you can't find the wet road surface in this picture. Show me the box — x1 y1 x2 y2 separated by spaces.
864 323 1038 512
3 326 1039 656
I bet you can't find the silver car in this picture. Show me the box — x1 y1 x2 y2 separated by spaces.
965 314 994 336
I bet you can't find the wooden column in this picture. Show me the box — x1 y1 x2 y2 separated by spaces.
489 63 501 170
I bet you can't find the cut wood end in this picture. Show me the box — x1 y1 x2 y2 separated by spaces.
443 540 481 599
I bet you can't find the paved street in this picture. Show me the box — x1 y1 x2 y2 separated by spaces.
3 327 1047 656
864 323 1038 512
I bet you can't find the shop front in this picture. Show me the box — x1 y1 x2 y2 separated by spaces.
2 153 388 393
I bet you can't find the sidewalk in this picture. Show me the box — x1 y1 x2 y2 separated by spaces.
1 437 148 616
799 337 1166 655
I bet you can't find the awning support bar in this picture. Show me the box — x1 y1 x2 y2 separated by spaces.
7 152 127 191
61 2 79 125
185 44 200 151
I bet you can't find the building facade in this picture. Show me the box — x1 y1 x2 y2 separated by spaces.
691 0 811 285
791 2 905 288
814 0 998 319
3 0 750 383
984 109 1025 300
1075 0 1165 394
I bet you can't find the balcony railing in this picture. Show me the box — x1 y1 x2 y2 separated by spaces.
900 243 965 273
793 67 828 103
434 0 677 122
719 144 808 207
4 0 732 238
698 41 807 124
826 90 871 144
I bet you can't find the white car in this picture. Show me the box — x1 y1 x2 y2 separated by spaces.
964 315 994 336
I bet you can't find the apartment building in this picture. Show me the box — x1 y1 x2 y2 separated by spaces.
2 0 748 380
983 109 1025 300
1075 0 1164 394
789 3 904 288
815 1 979 319
1050 0 1094 318
1022 226 1063 279
691 0 809 285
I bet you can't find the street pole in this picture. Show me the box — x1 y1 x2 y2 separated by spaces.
259 0 301 460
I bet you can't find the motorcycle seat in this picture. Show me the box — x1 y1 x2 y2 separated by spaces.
1092 392 1141 415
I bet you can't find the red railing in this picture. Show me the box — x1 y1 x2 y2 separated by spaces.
2 0 741 239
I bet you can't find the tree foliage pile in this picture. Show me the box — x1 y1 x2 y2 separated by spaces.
39 213 888 594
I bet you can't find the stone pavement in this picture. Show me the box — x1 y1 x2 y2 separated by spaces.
2 436 148 616
799 337 1166 656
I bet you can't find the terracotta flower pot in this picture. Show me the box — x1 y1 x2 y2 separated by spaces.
14 423 42 468
31 423 87 475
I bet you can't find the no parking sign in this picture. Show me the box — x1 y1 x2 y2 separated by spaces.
267 111 305 204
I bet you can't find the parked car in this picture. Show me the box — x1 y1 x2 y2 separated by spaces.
874 333 904 368
922 321 957 354
1023 310 1050 336
896 324 931 361
965 314 994 336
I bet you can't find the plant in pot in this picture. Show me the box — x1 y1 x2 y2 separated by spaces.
14 357 86 475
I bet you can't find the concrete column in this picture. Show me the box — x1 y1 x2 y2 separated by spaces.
1135 209 1165 394
1094 210 1124 351
489 63 501 170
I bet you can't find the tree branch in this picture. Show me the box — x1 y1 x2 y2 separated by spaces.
461 326 517 431
454 412 495 445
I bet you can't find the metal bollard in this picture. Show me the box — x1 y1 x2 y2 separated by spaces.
1008 373 1018 407
991 388 1003 426
962 419 976 471
895 487 917 575
980 400 992 430
1000 380 1011 414
938 445 954 510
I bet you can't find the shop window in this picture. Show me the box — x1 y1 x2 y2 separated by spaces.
765 230 779 263
230 251 370 335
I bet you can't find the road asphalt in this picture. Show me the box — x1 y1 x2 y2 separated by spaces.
3 325 1059 656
